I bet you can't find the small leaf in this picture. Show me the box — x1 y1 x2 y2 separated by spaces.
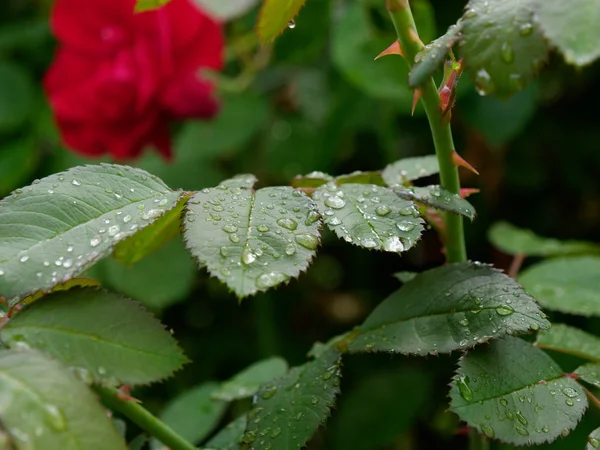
382 155 439 185
519 256 600 316
134 0 171 12
291 172 333 189
257 0 306 43
460 0 548 97
450 337 588 446
586 427 600 450
184 180 321 297
536 323 600 362
335 171 385 186
313 182 424 253
409 22 462 88
205 415 247 450
395 185 476 220
213 357 288 401
113 195 188 265
242 349 342 449
536 0 600 67
346 262 549 356
0 349 126 449
152 382 227 448
575 364 600 389
1 288 188 385
219 174 258 190
0 164 181 305
489 221 600 257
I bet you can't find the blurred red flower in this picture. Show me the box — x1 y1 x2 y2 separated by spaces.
44 0 223 160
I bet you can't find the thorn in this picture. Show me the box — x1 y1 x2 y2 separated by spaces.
565 372 579 380
116 385 141 403
412 88 423 115
452 151 479 175
459 188 480 198
375 40 405 60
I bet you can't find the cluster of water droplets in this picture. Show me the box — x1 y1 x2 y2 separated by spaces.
397 185 474 220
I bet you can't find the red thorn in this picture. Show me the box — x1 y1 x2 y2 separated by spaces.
412 88 423 116
375 40 405 60
456 426 470 436
439 86 452 113
452 151 479 175
565 372 579 380
459 188 480 198
116 385 141 403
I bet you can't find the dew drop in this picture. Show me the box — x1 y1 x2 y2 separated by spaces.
375 205 391 216
328 216 342 226
475 68 495 96
287 20 296 29
457 375 473 402
324 196 345 209
516 426 529 436
242 249 257 265
459 318 469 326
561 428 570 437
222 224 238 233
108 225 120 237
305 210 320 225
260 386 278 399
71 179 81 186
63 259 73 269
500 42 515 64
20 255 29 263
383 236 404 252
43 404 66 431
90 236 102 247
479 423 495 438
562 387 578 398
0 269 4 276
257 225 270 232
565 398 574 406
519 22 534 36
295 234 318 250
276 218 298 231
220 246 229 258
361 238 378 249
257 272 288 289
397 221 417 232
495 305 515 316
516 411 528 426
285 244 296 256
588 437 600 448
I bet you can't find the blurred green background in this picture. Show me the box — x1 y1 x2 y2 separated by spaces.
1 0 600 448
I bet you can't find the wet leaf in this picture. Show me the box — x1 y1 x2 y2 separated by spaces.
536 323 600 362
313 182 424 253
335 171 385 186
382 155 439 186
395 185 476 220
489 221 599 257
257 0 306 43
0 164 181 305
519 256 600 316
409 22 462 88
586 427 600 450
1 288 187 386
0 349 126 449
205 415 247 450
537 0 600 67
183 179 321 298
450 337 587 446
213 357 288 401
575 364 600 389
346 262 549 356
460 0 548 97
291 172 333 189
242 349 341 450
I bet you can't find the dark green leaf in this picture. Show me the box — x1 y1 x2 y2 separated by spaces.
586 427 600 450
489 222 599 257
257 0 306 43
519 256 600 316
0 349 126 450
0 62 35 132
0 164 181 305
382 155 439 186
153 382 227 448
395 185 476 220
184 180 321 297
460 0 548 97
313 182 423 253
346 262 549 356
213 357 288 401
335 171 385 186
242 349 342 449
205 415 247 450
536 323 600 362
575 364 600 389
1 288 187 385
537 0 600 67
450 337 587 446
409 22 462 88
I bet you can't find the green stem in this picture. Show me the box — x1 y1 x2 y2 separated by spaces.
94 386 196 450
387 0 467 263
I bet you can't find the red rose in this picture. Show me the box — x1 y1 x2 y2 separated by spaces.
43 0 223 160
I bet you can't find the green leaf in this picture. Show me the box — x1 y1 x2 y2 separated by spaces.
257 0 306 43
94 238 197 310
0 164 181 305
291 172 333 189
489 221 599 257
153 382 227 447
335 171 385 186
450 337 588 446
537 0 600 67
113 194 188 265
0 349 126 450
409 22 462 88
536 323 600 362
213 357 288 401
382 155 440 186
193 0 258 20
346 262 550 356
459 0 548 97
241 349 342 449
519 256 600 316
0 62 35 133
312 182 424 253
575 364 600 389
134 0 171 12
586 427 600 450
395 186 476 220
205 415 247 450
183 180 321 297
1 288 187 385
